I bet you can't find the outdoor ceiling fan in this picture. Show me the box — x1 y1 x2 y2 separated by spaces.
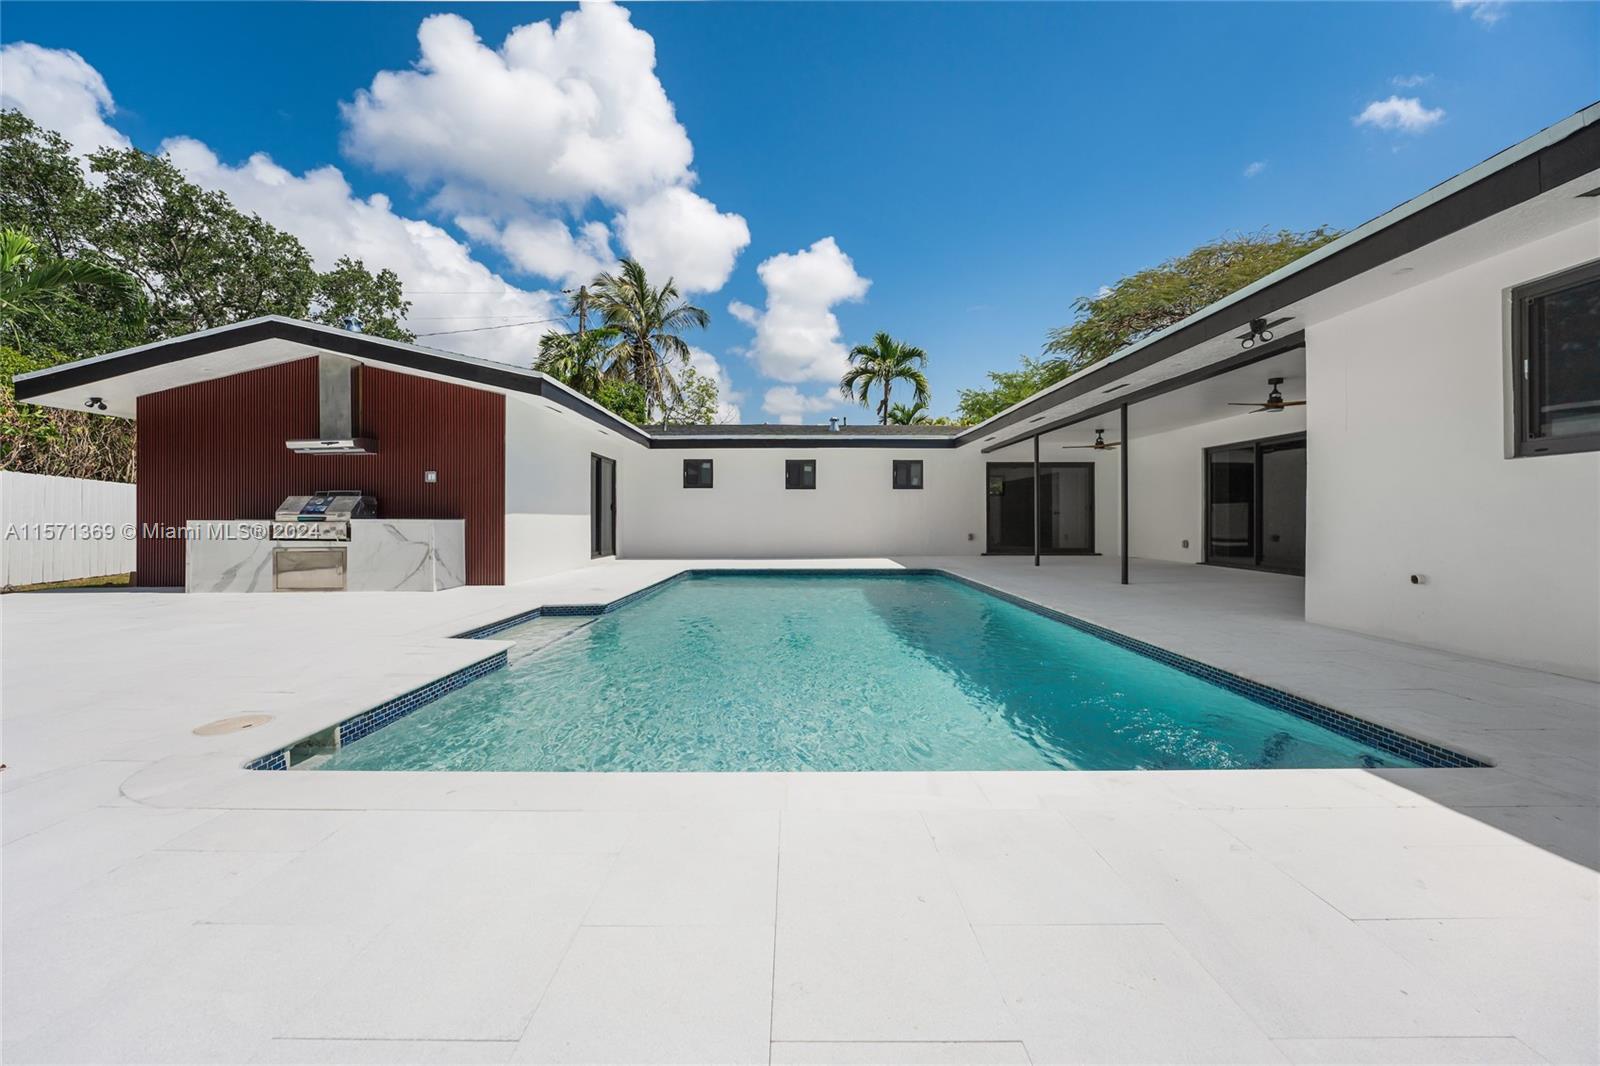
1063 428 1120 450
1236 316 1292 349
1228 376 1306 413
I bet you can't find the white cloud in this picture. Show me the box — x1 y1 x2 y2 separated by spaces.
686 346 743 423
160 139 562 363
342 6 691 209
761 385 837 425
1353 96 1446 134
5 41 565 365
1391 73 1433 88
339 4 748 293
730 237 871 385
1451 0 1506 25
616 187 750 293
1243 160 1267 178
457 214 615 289
0 42 129 155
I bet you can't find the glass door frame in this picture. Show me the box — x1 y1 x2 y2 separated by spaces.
590 452 617 559
983 461 1097 556
1202 431 1305 576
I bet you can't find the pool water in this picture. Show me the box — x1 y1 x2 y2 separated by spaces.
319 573 1417 772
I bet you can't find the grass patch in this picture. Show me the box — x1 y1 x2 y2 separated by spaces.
3 572 133 593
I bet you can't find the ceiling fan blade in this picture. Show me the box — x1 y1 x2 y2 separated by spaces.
1226 402 1263 406
1280 400 1308 407
1264 316 1293 330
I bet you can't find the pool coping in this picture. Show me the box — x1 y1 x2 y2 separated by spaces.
243 568 1491 772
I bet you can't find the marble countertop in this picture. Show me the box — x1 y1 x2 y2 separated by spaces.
185 518 466 593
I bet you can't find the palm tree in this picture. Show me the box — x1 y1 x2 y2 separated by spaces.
534 325 619 396
0 229 138 345
840 332 930 425
887 400 931 425
590 258 709 417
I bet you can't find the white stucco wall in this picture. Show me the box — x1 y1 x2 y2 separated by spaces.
503 396 644 583
1304 222 1600 680
617 445 990 559
1126 408 1307 565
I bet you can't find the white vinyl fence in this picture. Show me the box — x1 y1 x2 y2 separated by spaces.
0 471 136 588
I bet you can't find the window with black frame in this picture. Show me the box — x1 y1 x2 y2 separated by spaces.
1512 259 1600 457
892 459 924 489
785 459 816 489
682 459 713 488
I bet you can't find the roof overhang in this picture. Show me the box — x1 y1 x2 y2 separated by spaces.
963 101 1600 453
13 317 656 447
12 316 967 449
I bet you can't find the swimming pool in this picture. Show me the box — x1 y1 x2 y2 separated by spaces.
314 572 1446 772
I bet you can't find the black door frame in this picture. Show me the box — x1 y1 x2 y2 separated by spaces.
984 461 1096 556
590 452 616 558
1202 430 1305 576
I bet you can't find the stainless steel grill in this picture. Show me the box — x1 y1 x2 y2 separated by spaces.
272 491 376 542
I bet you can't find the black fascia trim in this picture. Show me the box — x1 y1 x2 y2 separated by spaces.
14 318 654 447
650 435 958 449
535 374 651 444
959 119 1600 447
981 332 1307 453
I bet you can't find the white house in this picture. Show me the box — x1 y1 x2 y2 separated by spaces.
15 103 1599 679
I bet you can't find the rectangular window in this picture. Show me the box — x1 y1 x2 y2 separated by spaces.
1512 259 1600 457
892 459 924 489
682 459 713 488
785 459 816 490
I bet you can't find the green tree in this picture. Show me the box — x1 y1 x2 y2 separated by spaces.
840 332 930 425
534 326 620 396
594 379 649 424
956 355 1060 424
887 400 931 425
0 109 416 479
311 257 413 341
957 228 1340 422
658 366 721 426
0 229 139 350
0 109 413 354
590 258 709 417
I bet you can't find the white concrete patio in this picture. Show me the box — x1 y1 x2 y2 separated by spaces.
2 556 1596 1065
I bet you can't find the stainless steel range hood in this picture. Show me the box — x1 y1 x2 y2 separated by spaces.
286 355 378 455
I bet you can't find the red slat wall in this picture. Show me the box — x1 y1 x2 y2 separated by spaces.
135 358 505 586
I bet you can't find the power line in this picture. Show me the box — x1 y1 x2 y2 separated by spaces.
416 315 566 336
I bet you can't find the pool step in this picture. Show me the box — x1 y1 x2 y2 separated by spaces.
499 615 597 661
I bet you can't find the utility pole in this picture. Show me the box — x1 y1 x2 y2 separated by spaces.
575 285 589 339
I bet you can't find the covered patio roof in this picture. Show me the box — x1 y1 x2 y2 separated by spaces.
961 101 1599 455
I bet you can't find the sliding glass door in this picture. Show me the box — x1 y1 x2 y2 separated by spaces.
1203 433 1305 575
591 454 616 558
985 463 1095 555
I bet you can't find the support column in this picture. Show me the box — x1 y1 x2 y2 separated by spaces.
1120 402 1129 585
1032 434 1041 567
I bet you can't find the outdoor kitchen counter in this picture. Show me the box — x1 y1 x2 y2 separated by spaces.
183 519 465 593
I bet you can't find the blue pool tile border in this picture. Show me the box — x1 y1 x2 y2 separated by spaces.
245 650 507 770
926 570 1488 770
247 565 1487 771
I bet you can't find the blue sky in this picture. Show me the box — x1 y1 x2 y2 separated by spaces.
2 1 1596 422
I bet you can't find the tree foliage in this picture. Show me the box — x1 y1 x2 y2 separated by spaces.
0 109 415 480
887 400 930 425
840 332 930 425
957 228 1340 424
658 366 721 426
589 258 709 417
534 326 621 399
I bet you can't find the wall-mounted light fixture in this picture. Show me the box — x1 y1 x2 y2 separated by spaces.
1235 316 1291 350
84 396 107 411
